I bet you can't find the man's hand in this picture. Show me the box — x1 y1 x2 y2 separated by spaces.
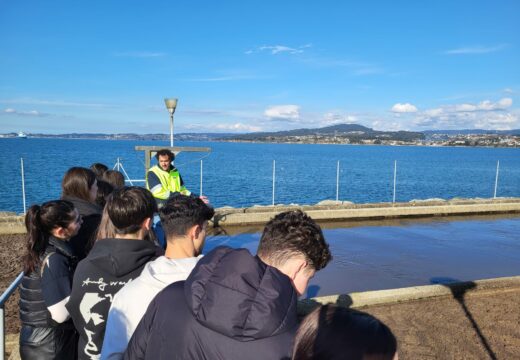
199 195 209 204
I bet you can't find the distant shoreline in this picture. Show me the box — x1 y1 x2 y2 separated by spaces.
1 135 519 148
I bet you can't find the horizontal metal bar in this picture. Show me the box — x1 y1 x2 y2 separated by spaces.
0 272 24 307
135 146 211 152
124 179 146 183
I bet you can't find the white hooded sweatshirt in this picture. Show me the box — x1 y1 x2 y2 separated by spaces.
100 255 202 360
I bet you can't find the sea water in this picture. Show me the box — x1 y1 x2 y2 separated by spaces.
206 216 520 297
1 138 519 212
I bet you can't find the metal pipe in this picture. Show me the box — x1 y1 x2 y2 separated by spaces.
21 158 26 214
494 160 500 198
0 271 24 360
170 113 174 147
117 160 134 186
272 160 276 206
393 160 397 203
336 161 340 202
200 160 203 196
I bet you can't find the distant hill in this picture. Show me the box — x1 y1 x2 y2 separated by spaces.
220 123 425 142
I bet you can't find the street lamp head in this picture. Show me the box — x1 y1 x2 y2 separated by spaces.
164 98 178 114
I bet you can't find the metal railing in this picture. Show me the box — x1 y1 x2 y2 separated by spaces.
0 272 23 360
18 158 504 213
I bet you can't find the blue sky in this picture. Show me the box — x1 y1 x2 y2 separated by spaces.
1 0 519 134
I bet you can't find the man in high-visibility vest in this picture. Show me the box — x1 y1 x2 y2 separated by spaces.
146 149 208 208
146 149 208 248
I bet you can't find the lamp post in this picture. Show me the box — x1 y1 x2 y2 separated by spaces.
164 98 178 147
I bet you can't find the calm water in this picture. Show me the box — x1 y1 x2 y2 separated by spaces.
205 216 520 297
1 138 520 212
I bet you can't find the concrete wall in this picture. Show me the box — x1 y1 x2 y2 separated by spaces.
2 198 520 234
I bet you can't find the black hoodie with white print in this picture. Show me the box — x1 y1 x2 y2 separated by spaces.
66 238 158 360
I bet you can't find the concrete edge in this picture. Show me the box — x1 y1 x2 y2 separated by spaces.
297 275 520 315
2 198 520 234
214 200 520 227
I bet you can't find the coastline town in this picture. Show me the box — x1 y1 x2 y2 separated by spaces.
2 127 520 147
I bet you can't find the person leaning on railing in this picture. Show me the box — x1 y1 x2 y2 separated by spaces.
19 200 83 360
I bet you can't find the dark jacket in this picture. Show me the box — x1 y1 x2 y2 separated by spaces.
124 246 298 360
19 237 78 360
63 196 102 260
66 238 158 360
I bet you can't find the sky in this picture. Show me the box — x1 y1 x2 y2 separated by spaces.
0 0 519 134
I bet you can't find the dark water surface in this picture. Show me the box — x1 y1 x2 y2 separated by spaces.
1 138 520 212
205 216 520 298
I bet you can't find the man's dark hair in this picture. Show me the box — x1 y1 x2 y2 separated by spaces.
106 186 157 235
293 305 397 360
159 195 214 239
155 149 175 161
257 210 331 271
90 163 108 179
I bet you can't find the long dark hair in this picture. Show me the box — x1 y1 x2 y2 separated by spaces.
61 167 96 202
293 305 397 360
23 200 76 274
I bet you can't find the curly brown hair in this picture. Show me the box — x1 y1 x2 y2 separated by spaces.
257 210 332 271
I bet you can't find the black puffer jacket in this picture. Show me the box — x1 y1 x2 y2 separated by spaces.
62 196 102 260
124 246 298 360
19 237 78 360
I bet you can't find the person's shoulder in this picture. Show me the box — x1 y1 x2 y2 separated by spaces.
41 252 69 277
156 280 185 302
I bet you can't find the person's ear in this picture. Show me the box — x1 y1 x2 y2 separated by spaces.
142 217 152 231
287 257 307 280
188 224 200 241
51 226 67 239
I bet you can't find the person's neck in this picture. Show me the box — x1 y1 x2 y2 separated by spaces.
165 237 197 259
114 232 143 240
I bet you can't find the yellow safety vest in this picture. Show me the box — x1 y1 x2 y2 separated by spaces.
146 165 191 200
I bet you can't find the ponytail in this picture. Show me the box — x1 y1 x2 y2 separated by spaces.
23 205 45 274
22 200 76 274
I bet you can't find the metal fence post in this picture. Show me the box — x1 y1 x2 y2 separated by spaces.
336 161 340 202
272 160 276 206
200 160 203 196
21 158 26 214
494 160 500 198
393 160 397 203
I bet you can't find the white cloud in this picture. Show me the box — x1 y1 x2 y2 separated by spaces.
453 98 512 112
412 98 518 130
214 123 262 132
371 120 404 131
1 108 48 117
246 44 310 55
444 44 508 55
264 105 300 121
391 103 418 113
0 98 110 108
503 88 515 94
321 112 358 126
181 122 262 133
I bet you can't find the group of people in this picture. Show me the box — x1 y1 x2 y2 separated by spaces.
18 149 398 360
